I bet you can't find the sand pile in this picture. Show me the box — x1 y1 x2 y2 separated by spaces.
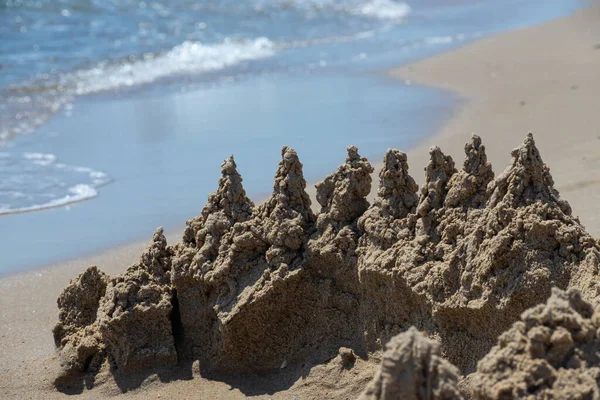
471 288 600 399
359 327 463 400
97 227 177 374
53 266 108 380
53 228 176 381
53 134 600 393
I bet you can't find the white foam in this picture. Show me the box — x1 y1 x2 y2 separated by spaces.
0 152 111 216
23 152 57 166
281 29 376 49
67 184 98 198
352 0 411 20
257 0 410 20
425 36 454 45
65 37 276 95
0 185 98 215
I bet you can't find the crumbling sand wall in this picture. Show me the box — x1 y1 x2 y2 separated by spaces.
54 228 177 380
357 134 600 372
53 133 600 388
470 288 600 399
359 327 463 400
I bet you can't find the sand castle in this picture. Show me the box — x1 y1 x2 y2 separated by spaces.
53 133 600 397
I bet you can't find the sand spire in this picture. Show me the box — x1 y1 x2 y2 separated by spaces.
445 134 494 208
357 149 418 263
307 145 373 295
97 227 177 373
488 132 571 213
315 145 374 227
375 149 419 219
264 146 313 217
182 154 254 248
416 147 456 217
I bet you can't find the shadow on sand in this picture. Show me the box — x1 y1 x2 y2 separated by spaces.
54 348 363 397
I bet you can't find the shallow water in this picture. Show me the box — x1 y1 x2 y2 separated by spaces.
1 72 458 273
0 0 586 274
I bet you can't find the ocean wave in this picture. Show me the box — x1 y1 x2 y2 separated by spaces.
62 37 276 95
280 29 376 49
0 152 111 215
424 36 454 45
351 0 411 20
254 0 410 20
0 37 276 145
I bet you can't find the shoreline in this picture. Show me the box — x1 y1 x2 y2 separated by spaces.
1 70 453 277
2 4 600 398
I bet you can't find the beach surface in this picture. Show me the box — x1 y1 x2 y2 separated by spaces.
2 3 600 398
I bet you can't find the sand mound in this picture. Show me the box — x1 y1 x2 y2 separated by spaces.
53 134 600 392
53 228 176 381
97 227 176 374
471 288 600 399
359 327 463 400
53 266 108 380
53 266 108 347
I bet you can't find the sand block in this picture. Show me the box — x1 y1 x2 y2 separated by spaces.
471 288 600 399
53 265 108 346
53 266 108 379
359 327 463 400
97 228 177 373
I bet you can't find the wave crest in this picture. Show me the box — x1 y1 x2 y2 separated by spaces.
352 0 411 20
0 152 111 215
65 37 276 95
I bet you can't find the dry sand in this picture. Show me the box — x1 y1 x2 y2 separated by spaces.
2 3 600 398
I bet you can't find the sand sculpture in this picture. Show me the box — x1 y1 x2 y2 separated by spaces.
471 288 600 399
53 133 600 395
359 327 463 400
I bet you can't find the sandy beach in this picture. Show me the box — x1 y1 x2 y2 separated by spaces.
2 3 600 398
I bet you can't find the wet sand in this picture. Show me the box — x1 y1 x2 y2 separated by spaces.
2 3 600 398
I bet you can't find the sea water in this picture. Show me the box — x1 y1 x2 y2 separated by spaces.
0 0 585 274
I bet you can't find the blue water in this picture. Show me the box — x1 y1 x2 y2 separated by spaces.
0 0 586 274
